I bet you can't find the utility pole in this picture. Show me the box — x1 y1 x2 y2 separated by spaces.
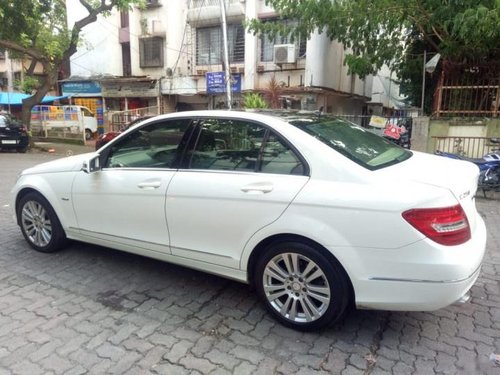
219 0 232 109
421 50 427 116
5 50 13 113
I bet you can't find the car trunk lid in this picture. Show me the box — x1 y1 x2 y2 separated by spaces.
377 151 480 231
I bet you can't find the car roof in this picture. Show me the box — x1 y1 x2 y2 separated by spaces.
148 109 345 128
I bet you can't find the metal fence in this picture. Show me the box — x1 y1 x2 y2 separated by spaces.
434 61 500 117
433 136 499 158
110 106 160 132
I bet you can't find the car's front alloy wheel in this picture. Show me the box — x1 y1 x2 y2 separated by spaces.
18 192 67 253
255 241 350 330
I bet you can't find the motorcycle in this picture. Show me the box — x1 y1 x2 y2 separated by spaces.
435 138 500 193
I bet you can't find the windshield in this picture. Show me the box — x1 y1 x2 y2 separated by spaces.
289 117 412 170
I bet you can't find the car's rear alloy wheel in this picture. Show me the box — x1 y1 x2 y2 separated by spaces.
18 192 67 253
255 241 350 330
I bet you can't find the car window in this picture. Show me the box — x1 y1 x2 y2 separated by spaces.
81 107 93 117
290 117 411 170
260 132 304 175
105 119 192 169
189 119 264 171
189 118 304 175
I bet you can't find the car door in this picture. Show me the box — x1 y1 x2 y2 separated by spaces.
72 118 195 254
166 117 310 268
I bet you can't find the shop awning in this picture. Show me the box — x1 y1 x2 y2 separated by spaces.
0 92 68 105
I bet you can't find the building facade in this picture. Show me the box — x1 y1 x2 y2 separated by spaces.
66 0 376 122
0 49 51 115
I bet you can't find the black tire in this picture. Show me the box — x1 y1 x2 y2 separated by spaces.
85 129 93 140
17 146 28 153
17 192 68 253
255 241 351 331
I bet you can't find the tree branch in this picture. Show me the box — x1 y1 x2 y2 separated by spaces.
431 26 445 43
407 16 440 52
0 40 47 63
26 59 38 76
65 0 115 59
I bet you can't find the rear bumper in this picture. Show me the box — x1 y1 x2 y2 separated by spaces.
330 213 487 311
0 135 28 149
354 264 481 311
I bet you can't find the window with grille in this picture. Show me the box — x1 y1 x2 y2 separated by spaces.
196 24 245 65
260 20 306 62
0 49 5 59
140 37 164 68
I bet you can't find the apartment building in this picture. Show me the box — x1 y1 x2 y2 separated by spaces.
0 50 50 114
65 0 375 118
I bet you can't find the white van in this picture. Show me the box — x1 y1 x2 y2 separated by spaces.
31 105 98 140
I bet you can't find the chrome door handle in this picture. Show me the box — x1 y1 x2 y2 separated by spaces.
137 181 161 190
240 182 274 194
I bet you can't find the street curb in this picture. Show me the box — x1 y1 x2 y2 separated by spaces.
33 142 94 156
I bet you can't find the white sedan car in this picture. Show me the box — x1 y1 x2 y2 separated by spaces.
11 110 486 330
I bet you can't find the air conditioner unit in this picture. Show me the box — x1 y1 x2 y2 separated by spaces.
146 0 160 7
274 44 296 64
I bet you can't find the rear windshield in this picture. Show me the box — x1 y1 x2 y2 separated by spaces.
0 115 15 127
289 117 412 170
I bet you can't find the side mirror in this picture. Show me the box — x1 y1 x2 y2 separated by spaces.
82 154 101 173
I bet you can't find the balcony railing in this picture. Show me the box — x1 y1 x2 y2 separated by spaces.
189 0 240 8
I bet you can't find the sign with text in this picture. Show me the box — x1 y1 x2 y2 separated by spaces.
206 72 241 94
62 81 101 95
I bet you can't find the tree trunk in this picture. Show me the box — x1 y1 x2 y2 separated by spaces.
21 67 58 148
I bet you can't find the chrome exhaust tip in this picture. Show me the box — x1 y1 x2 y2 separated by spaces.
453 292 471 305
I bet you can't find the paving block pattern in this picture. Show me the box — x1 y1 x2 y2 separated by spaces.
0 152 499 374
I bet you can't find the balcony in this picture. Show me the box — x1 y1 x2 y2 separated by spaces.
187 0 244 25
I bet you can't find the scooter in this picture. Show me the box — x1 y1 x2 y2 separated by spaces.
435 138 500 193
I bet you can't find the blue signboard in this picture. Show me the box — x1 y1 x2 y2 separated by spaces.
62 81 101 95
206 72 241 94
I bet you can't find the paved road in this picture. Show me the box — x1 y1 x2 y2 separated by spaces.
0 151 499 375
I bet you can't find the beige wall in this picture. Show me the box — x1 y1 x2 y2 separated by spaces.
418 118 500 156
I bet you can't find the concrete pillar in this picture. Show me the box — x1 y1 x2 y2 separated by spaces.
243 0 258 91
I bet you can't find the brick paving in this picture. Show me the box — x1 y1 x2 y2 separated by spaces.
0 150 499 374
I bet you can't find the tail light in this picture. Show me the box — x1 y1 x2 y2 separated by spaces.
402 205 471 246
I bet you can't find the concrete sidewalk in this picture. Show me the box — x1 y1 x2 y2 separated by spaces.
33 140 96 156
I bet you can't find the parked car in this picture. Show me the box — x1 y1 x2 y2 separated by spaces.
0 113 29 153
95 116 153 150
11 110 486 330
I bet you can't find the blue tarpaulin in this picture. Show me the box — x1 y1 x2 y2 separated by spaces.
0 92 68 105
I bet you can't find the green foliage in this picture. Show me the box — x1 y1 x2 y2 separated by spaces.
0 1 141 65
140 17 149 35
0 0 141 130
15 76 40 94
243 93 269 109
248 0 500 106
266 76 282 109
